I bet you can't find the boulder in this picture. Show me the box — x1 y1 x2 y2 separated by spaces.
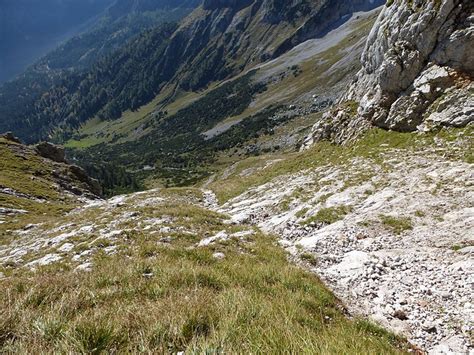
35 142 66 163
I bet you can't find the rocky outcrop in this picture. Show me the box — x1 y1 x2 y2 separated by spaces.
1 132 22 144
35 142 66 163
33 141 102 196
0 135 102 201
308 0 474 144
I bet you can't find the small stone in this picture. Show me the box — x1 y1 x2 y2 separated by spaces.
213 252 226 260
422 323 437 334
23 224 37 230
75 262 92 272
440 291 452 300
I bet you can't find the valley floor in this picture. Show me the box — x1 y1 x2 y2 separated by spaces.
0 127 472 353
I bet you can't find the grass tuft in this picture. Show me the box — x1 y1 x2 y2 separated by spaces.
380 215 413 234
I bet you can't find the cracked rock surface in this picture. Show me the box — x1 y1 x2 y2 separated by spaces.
307 0 474 144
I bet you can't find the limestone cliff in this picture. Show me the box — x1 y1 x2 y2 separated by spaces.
307 0 474 144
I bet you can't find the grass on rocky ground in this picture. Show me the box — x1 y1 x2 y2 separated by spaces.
0 138 78 239
379 215 414 235
209 127 473 204
0 190 410 353
301 206 353 226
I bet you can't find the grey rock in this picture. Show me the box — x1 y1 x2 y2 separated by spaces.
1 132 22 144
212 252 226 259
306 0 474 144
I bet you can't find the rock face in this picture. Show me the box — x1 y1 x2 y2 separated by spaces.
308 0 474 143
33 141 102 196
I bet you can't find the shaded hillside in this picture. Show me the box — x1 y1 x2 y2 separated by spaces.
0 0 114 83
0 0 199 144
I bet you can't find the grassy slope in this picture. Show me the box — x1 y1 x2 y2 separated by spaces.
1 128 470 353
209 127 474 204
0 189 409 353
0 138 77 232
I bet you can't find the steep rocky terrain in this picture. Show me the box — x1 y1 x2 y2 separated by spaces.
1 127 471 353
0 0 472 353
213 127 473 353
0 189 412 353
307 0 474 144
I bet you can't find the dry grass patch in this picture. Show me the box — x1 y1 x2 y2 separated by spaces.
0 197 410 353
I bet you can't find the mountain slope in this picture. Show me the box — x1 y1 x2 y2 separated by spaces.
0 133 101 235
0 0 384 144
0 0 114 83
0 0 472 353
0 0 199 144
0 187 411 353
63 8 380 195
0 1 384 195
211 126 473 354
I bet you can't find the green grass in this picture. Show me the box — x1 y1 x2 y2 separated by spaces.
414 210 425 217
0 138 78 235
0 191 410 353
302 206 353 225
379 215 413 235
300 252 318 266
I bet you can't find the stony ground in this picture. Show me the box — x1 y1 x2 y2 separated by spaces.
1 129 472 353
218 143 473 354
0 189 219 272
0 188 414 353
